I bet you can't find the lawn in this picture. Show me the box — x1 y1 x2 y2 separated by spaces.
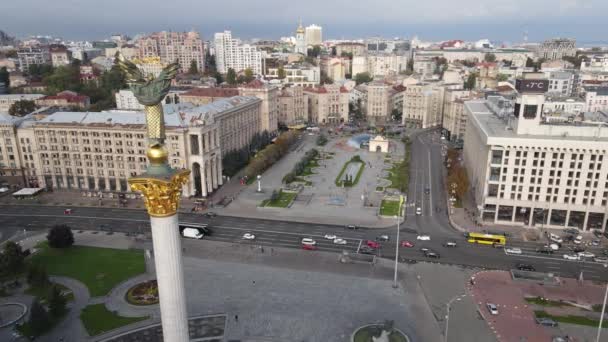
380 199 402 217
80 303 148 336
30 243 145 297
335 158 364 187
524 297 567 307
261 191 297 208
387 161 409 193
534 310 608 328
26 282 75 303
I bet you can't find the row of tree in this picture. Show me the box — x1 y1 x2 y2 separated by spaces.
222 130 273 177
242 130 300 180
446 148 469 204
282 148 319 183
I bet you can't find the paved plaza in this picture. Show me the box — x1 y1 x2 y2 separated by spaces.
223 133 405 227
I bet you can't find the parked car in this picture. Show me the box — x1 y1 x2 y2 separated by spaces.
416 207 422 215
571 246 585 253
593 229 604 238
302 244 317 251
563 234 575 243
574 235 583 244
563 254 580 261
346 225 358 230
425 251 440 258
333 238 347 245
366 240 380 249
592 239 601 246
516 263 536 271
400 240 414 248
505 247 522 254
594 257 608 264
548 233 563 244
535 317 558 327
204 212 217 218
548 243 560 251
417 235 431 241
443 241 457 248
376 235 389 242
359 246 375 255
324 234 337 240
536 248 554 254
486 303 499 315
424 187 430 195
242 233 256 240
301 238 317 246
564 228 579 235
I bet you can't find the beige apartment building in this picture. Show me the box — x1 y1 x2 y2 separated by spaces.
279 86 308 127
239 80 279 133
304 84 349 124
0 94 45 112
365 81 391 124
0 96 262 197
137 31 205 73
179 88 239 106
402 82 446 128
442 89 482 141
464 75 608 231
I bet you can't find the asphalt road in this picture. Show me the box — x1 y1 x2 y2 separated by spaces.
0 131 607 281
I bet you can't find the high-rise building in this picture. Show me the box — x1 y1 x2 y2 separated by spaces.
137 31 205 73
305 24 323 47
17 46 51 72
213 31 264 75
295 20 306 55
539 38 576 61
463 73 608 231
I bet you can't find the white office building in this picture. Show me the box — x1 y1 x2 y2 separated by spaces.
305 25 323 47
463 74 608 231
214 31 264 75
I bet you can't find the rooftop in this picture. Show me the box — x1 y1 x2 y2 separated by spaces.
181 87 239 98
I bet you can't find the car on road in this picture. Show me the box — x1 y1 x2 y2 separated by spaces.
0 187 9 193
548 233 563 244
592 239 601 246
182 228 204 239
324 234 337 240
242 233 255 240
359 246 375 255
563 234 574 243
594 257 608 264
486 303 499 315
346 225 358 230
536 247 554 254
535 317 558 327
516 263 535 271
419 247 430 253
425 251 440 258
574 235 583 244
417 235 431 241
333 238 347 245
302 244 317 250
424 187 430 195
564 228 579 235
578 251 595 259
571 246 585 253
505 247 522 254
366 240 381 249
593 229 604 238
416 207 422 215
563 254 580 261
301 238 317 246
548 243 560 251
400 240 414 248
375 235 389 242
443 241 457 248
204 212 217 218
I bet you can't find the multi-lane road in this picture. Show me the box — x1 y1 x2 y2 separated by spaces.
0 130 606 281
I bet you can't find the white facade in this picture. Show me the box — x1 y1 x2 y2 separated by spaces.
17 47 50 72
214 31 264 75
464 87 608 231
584 86 608 112
0 94 45 112
539 38 576 60
581 54 608 73
352 54 408 77
545 71 577 97
137 31 205 73
266 63 320 86
402 83 446 128
543 96 585 114
115 90 144 110
305 25 323 47
295 22 306 54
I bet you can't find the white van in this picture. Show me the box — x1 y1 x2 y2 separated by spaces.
182 227 204 239
549 233 563 244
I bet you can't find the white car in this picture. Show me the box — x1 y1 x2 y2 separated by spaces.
578 251 595 259
0 187 8 193
574 235 583 244
486 303 499 315
416 207 422 215
563 254 580 260
548 233 563 244
242 233 256 240
505 247 522 254
417 235 431 241
594 257 608 264
301 238 317 246
333 238 347 245
324 234 337 240
549 243 560 251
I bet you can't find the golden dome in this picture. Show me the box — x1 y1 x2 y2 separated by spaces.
147 145 168 165
296 19 305 34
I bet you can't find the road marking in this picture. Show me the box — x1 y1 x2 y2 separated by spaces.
428 150 433 217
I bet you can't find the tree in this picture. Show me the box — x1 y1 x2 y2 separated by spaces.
497 74 509 82
28 299 51 335
391 108 402 122
226 68 237 85
8 100 37 116
48 285 67 317
354 72 373 85
277 66 286 79
26 263 49 288
0 66 9 88
27 64 53 78
562 54 585 69
47 224 74 248
188 59 199 75
464 73 477 90
243 68 255 83
340 51 353 59
484 53 497 62
406 59 414 73
213 71 223 85
43 64 81 94
0 241 25 276
320 71 333 85
307 45 322 58
270 190 280 202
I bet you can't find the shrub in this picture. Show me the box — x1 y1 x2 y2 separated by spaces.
47 225 74 248
27 264 50 288
351 155 362 162
28 299 51 335
48 285 67 317
283 172 296 184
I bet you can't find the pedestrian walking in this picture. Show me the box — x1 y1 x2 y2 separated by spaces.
235 314 239 322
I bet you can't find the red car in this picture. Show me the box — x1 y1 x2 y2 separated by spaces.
400 240 414 248
302 244 317 250
366 240 380 249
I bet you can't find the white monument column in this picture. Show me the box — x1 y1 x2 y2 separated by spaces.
149 214 189 341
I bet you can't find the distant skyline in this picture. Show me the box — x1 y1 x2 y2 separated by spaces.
3 0 608 45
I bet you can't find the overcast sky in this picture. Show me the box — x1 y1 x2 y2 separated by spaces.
3 0 607 44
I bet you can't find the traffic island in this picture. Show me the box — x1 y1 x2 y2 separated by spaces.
80 303 149 336
335 155 365 187
352 322 409 342
125 280 159 306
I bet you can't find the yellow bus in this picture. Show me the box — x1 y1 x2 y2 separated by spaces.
467 232 506 246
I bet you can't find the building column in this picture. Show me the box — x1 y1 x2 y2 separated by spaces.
105 175 111 191
216 156 223 186
564 210 571 229
546 209 553 227
204 162 212 197
62 175 68 189
73 176 78 190
511 207 516 223
210 159 218 190
582 212 590 232
93 175 99 191
528 207 535 228
51 175 58 189
494 207 499 223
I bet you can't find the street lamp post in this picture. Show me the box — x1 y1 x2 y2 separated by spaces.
257 175 262 192
445 294 466 342
393 195 405 289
